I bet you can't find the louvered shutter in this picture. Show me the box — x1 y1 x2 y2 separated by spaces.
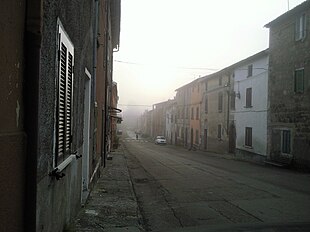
56 25 74 164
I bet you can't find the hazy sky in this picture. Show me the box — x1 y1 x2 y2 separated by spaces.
113 0 306 112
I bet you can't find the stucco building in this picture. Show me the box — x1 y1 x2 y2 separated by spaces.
175 82 193 147
165 99 177 144
232 50 269 161
200 70 234 154
189 79 203 148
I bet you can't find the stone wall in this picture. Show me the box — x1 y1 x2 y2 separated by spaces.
268 7 310 168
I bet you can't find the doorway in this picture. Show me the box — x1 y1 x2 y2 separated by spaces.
204 129 208 150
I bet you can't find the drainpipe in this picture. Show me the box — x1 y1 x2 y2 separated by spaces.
103 0 109 167
93 0 99 99
93 0 99 169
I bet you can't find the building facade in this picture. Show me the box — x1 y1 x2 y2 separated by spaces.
201 70 233 154
189 79 203 148
265 1 310 168
165 99 177 144
0 0 121 231
175 83 192 147
232 50 269 162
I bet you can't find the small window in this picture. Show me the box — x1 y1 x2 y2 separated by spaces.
295 13 306 41
247 64 253 77
205 96 208 113
196 107 199 120
205 81 208 91
294 69 304 93
171 115 173 123
217 124 222 139
219 77 222 86
245 88 252 108
191 107 194 119
245 127 252 147
218 92 223 112
282 130 291 154
198 85 199 93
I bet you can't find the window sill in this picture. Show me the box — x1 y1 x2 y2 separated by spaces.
49 154 80 180
243 106 253 108
244 145 253 149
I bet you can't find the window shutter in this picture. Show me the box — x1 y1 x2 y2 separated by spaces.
245 127 252 147
282 130 291 154
66 52 73 151
295 69 304 93
58 42 67 157
246 88 252 107
56 25 74 164
218 92 223 112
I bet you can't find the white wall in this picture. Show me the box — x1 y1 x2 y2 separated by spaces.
233 55 268 156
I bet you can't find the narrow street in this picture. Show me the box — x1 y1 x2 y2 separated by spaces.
123 131 310 232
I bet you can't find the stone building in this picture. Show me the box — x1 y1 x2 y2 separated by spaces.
0 0 121 231
265 1 310 168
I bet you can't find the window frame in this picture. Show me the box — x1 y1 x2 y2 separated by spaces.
55 22 75 167
295 13 306 41
191 107 194 120
247 64 253 77
245 87 252 108
281 130 291 154
245 127 252 147
218 92 223 112
217 124 222 139
196 107 199 120
294 68 304 93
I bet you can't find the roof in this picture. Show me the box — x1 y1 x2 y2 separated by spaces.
199 49 269 82
175 77 203 92
265 0 310 28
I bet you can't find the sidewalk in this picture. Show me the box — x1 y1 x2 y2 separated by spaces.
68 147 143 232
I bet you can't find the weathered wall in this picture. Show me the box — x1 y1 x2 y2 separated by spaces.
36 0 95 231
205 75 230 153
0 1 26 231
190 81 202 146
175 86 191 147
268 7 310 168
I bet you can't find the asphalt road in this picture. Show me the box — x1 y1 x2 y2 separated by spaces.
123 131 310 232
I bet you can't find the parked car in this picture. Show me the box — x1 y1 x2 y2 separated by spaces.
155 136 167 145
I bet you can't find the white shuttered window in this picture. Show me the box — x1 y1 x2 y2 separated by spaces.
56 24 74 165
